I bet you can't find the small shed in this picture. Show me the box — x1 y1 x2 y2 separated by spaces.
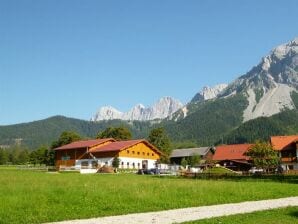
170 147 214 165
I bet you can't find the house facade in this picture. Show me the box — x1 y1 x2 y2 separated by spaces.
212 144 253 171
55 138 162 170
270 135 298 170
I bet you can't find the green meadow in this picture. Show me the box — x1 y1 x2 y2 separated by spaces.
185 206 298 224
1 169 298 223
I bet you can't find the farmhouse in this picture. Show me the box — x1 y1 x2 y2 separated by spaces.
270 135 298 170
55 138 162 170
212 144 253 171
170 147 214 165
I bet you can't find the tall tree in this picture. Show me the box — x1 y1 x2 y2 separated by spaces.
0 148 8 165
45 149 55 166
51 131 81 149
97 126 132 141
148 127 171 156
18 149 29 164
148 127 171 163
246 141 280 173
29 151 38 166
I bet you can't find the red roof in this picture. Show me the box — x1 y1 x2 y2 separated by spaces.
54 138 115 150
90 139 162 155
213 144 253 161
270 135 298 151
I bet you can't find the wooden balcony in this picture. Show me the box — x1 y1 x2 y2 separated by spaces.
281 157 297 163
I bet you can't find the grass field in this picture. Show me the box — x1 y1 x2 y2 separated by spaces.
1 169 298 223
185 206 298 224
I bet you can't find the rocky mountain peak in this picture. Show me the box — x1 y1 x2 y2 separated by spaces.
222 37 298 98
91 97 183 121
219 37 298 122
191 84 228 102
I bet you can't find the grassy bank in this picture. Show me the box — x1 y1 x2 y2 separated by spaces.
185 206 298 224
1 169 298 223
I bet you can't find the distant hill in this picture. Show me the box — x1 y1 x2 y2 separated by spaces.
222 109 298 144
0 116 152 149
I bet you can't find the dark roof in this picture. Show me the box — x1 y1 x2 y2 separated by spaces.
54 138 115 150
90 139 163 155
270 135 298 151
213 144 253 161
170 147 213 158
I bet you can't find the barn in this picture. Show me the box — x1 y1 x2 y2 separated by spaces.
54 138 162 170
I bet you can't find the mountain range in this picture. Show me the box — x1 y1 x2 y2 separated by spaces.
91 97 184 121
1 37 297 149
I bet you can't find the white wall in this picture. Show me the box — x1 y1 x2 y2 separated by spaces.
118 157 157 169
75 157 158 169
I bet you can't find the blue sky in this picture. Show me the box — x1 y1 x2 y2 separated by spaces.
1 0 298 125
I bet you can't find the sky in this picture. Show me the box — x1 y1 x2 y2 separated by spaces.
1 0 298 125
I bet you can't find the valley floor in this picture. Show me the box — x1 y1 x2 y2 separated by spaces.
1 168 298 223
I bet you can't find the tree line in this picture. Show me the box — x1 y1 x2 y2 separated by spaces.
0 146 54 166
0 126 172 166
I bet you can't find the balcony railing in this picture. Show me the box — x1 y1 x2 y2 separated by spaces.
281 157 297 163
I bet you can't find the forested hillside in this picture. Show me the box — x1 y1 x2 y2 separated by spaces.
222 109 298 144
163 94 248 146
0 116 152 149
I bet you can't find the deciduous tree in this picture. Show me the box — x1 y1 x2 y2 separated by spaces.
51 131 81 149
0 148 8 165
97 127 132 141
148 127 171 155
246 141 279 173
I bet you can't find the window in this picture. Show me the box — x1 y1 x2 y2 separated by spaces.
81 161 88 169
142 152 145 155
105 161 108 166
132 151 135 154
152 153 154 156
132 162 135 168
121 162 124 168
62 154 70 160
127 162 129 168
91 161 98 169
127 150 130 154
137 152 140 155
147 153 149 156
137 163 140 168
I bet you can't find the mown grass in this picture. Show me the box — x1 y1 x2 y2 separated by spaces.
185 206 298 224
0 169 298 223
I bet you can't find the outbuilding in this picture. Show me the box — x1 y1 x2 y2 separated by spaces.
212 144 253 171
170 147 214 165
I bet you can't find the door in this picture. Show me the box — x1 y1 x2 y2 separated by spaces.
142 160 148 169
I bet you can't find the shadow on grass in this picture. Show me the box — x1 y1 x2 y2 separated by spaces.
289 210 298 218
221 175 298 184
149 174 298 184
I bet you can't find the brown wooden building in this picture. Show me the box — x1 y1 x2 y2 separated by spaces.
54 138 162 170
271 135 298 171
212 144 253 171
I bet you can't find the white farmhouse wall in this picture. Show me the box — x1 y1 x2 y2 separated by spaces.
118 157 157 169
75 157 157 169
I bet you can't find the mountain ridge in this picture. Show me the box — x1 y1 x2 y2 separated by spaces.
91 96 184 121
